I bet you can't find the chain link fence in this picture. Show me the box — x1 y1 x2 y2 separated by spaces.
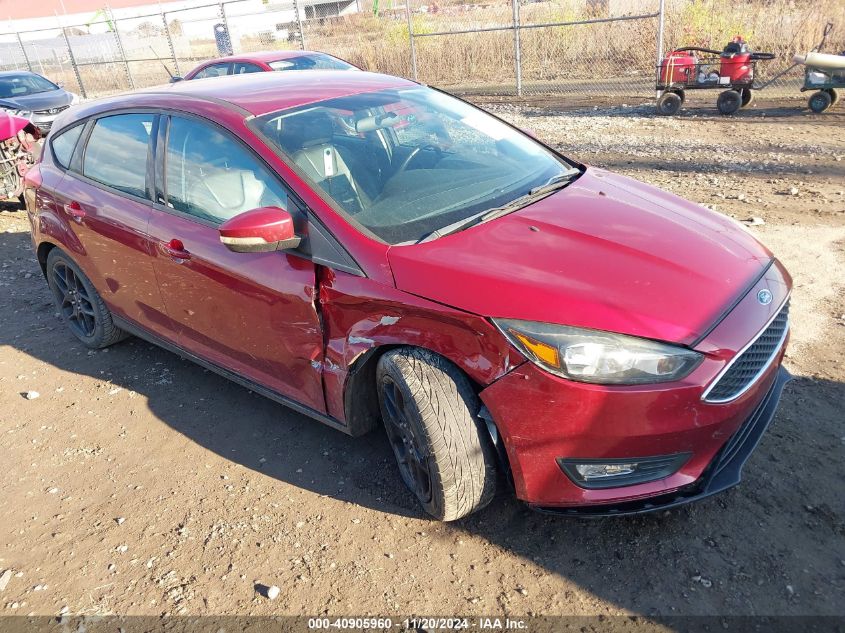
0 0 841 104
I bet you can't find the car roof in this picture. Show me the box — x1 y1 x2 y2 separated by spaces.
0 70 40 77
200 50 339 64
133 70 417 117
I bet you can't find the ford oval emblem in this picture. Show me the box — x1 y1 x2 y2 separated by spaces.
757 289 773 305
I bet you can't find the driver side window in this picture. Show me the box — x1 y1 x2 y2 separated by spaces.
164 116 288 224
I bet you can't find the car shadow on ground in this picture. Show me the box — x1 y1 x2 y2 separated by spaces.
2 224 843 616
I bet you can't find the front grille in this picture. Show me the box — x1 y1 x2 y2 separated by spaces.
703 301 789 403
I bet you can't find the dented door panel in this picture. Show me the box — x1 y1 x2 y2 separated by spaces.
147 207 326 413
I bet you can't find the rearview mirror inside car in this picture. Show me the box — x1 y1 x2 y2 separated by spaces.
219 207 301 253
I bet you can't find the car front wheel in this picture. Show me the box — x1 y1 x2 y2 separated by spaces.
46 248 127 349
377 347 497 521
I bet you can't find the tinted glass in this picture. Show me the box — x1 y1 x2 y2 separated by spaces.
83 114 153 198
268 54 354 71
255 87 573 244
165 116 287 224
0 73 59 98
51 124 84 169
233 62 263 74
193 63 230 79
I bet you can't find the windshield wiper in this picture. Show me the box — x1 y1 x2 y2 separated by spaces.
416 168 580 244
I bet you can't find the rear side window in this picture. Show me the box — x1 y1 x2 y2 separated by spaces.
51 124 84 169
164 116 287 224
268 54 354 71
83 113 154 198
233 62 263 74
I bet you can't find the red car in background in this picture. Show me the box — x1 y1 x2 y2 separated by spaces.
176 50 358 81
24 71 791 521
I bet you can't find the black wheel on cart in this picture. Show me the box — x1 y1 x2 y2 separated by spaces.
809 90 832 113
826 88 839 107
740 88 754 108
657 91 683 115
717 90 742 115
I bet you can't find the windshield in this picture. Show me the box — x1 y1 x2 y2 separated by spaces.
254 87 576 244
0 73 59 99
268 54 355 71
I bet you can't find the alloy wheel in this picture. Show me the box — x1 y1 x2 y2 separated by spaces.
51 262 97 339
381 377 433 503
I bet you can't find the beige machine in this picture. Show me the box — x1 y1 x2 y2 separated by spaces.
792 51 845 70
794 23 843 113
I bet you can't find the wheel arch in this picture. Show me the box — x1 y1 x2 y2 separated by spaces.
36 241 57 278
341 341 515 488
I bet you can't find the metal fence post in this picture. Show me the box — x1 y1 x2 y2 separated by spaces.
405 0 418 81
61 27 87 99
109 9 135 90
291 0 306 50
161 11 181 76
655 0 665 97
512 0 522 96
16 33 33 72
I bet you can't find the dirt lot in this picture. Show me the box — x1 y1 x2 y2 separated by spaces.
0 97 843 621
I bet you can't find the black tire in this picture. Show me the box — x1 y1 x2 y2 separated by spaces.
656 91 682 116
376 347 497 521
46 248 127 349
826 88 839 107
808 90 832 113
717 90 742 115
740 88 754 108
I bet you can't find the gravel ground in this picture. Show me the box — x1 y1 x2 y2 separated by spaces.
0 98 843 620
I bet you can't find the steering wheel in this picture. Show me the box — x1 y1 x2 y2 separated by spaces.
396 144 443 174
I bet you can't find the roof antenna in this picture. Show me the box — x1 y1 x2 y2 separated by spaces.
150 45 174 80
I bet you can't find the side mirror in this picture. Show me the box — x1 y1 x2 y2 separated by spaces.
169 76 183 83
219 206 301 253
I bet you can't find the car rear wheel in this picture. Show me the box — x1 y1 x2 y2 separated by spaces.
377 347 497 521
46 248 127 349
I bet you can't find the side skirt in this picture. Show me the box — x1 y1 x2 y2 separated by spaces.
112 315 352 436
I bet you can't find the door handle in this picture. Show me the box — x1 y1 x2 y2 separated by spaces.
64 201 86 223
160 238 191 261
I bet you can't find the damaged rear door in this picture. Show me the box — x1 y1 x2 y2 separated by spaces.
146 113 326 412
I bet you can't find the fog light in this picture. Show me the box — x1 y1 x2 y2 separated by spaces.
558 453 690 489
575 463 637 479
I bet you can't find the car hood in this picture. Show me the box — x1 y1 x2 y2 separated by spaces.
387 168 773 346
1 89 71 111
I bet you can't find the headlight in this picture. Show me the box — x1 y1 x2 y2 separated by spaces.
493 319 702 385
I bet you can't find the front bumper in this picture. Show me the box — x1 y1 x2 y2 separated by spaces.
29 111 64 133
531 365 791 517
479 259 791 512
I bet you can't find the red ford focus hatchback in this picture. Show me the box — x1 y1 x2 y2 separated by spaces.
24 71 791 520
178 50 358 81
